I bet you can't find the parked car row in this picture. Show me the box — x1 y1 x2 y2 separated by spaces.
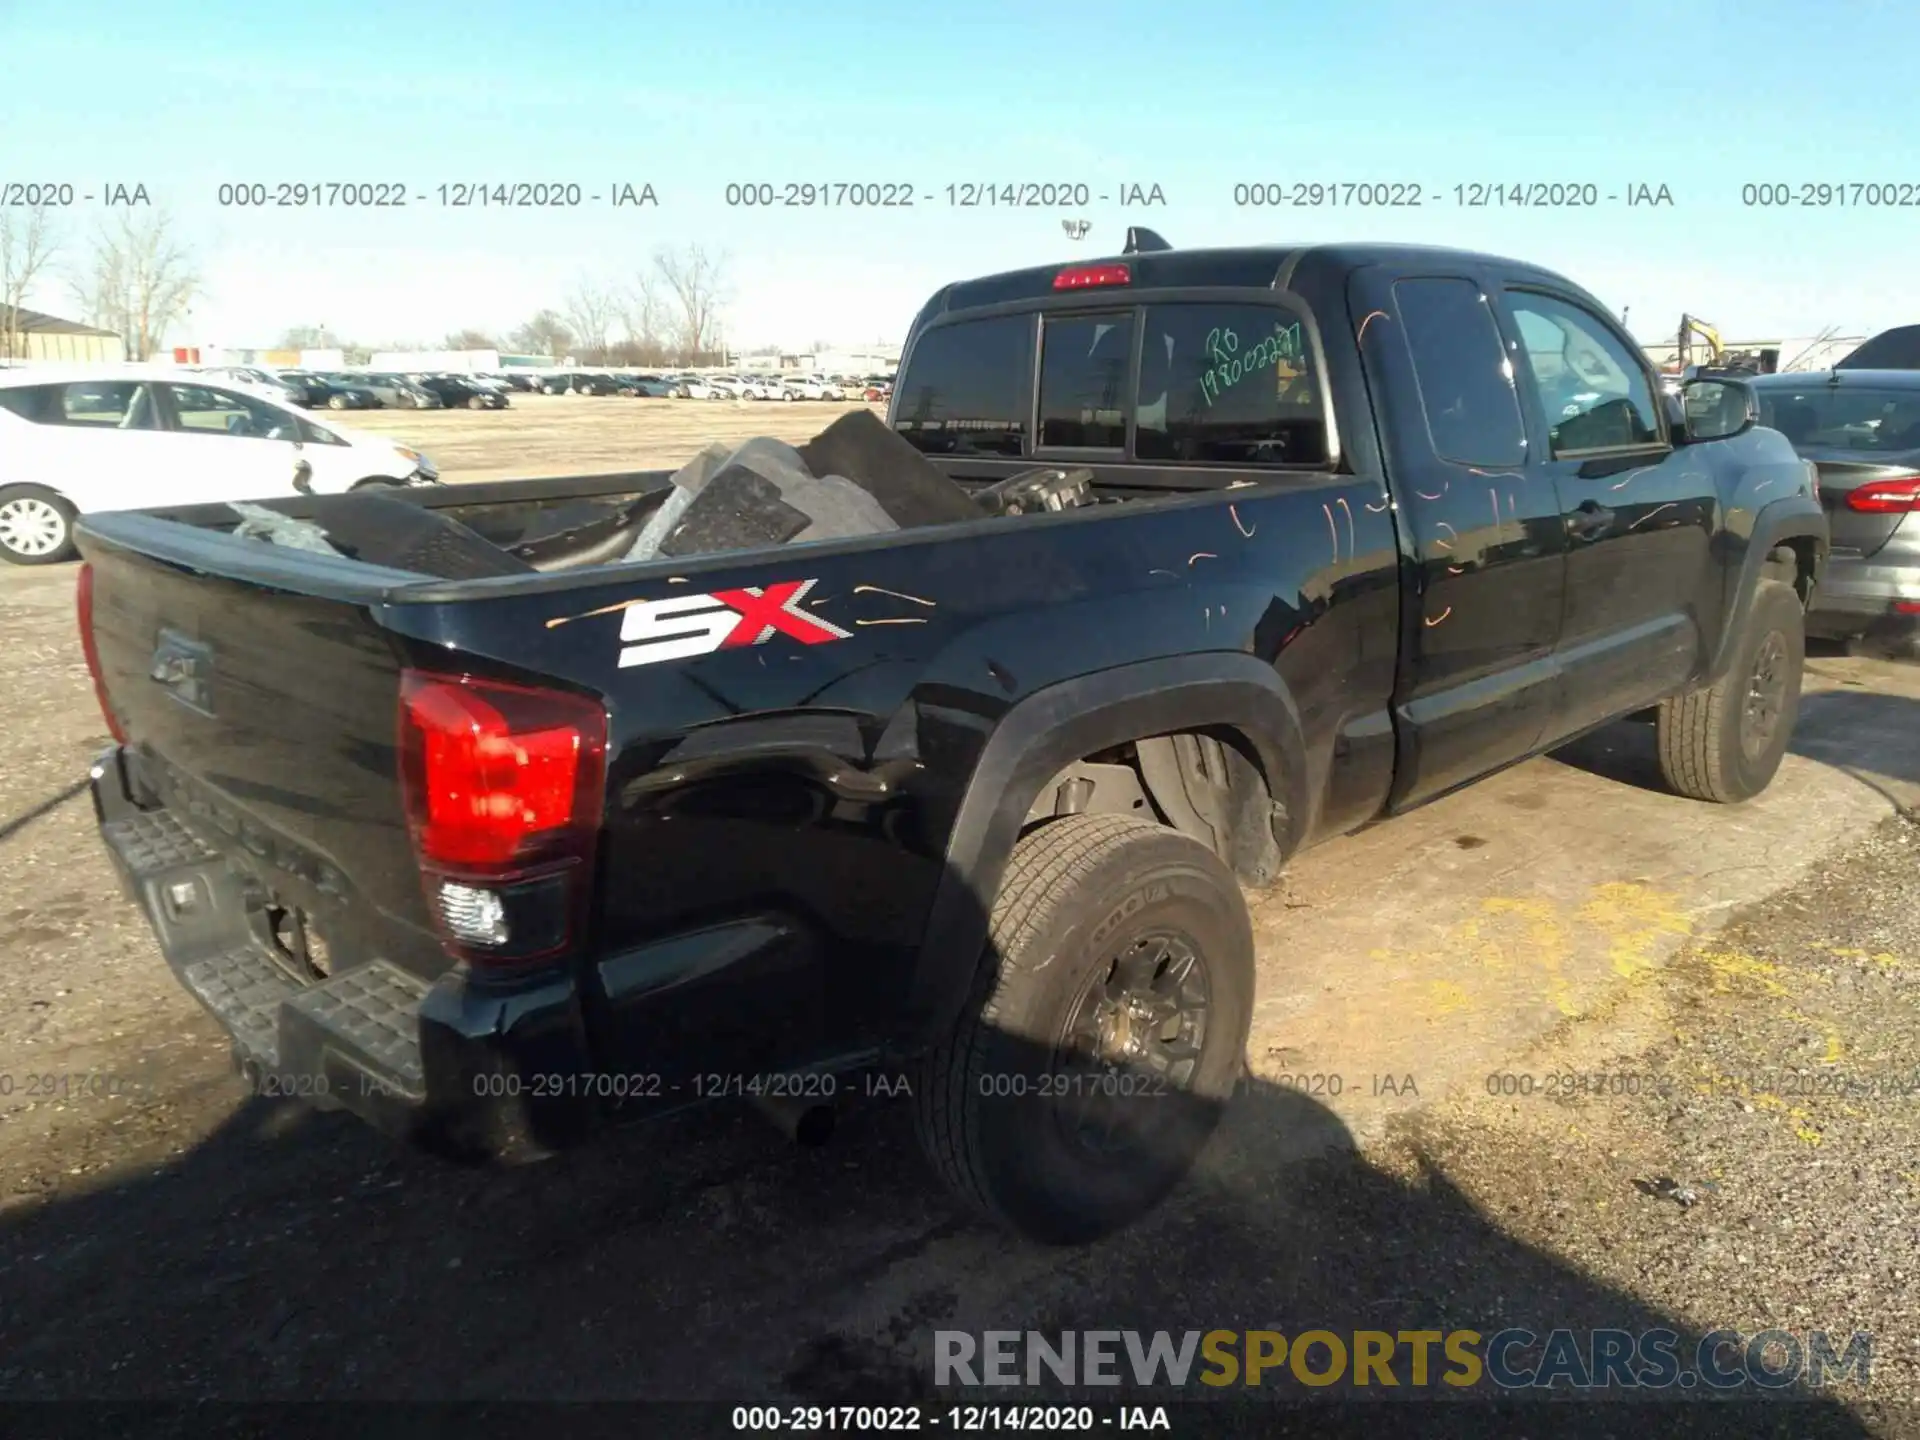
528 369 895 401
187 364 896 408
196 366 512 412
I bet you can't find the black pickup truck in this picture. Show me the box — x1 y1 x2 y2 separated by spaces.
76 235 1826 1244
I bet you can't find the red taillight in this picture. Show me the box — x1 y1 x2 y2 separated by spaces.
1053 263 1130 290
75 563 127 744
399 671 606 968
1845 475 1920 513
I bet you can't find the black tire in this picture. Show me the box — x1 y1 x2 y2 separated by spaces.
912 814 1254 1244
350 477 402 490
1656 575 1805 803
327 394 347 410
0 484 78 565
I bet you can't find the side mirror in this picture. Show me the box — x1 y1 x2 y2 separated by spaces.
1674 377 1758 445
291 457 314 494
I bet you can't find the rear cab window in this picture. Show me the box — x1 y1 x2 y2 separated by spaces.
1134 302 1327 466
1039 312 1131 449
895 297 1331 470
892 313 1033 456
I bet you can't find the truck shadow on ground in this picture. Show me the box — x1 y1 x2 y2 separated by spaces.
1549 689 1920 801
0 1044 1881 1435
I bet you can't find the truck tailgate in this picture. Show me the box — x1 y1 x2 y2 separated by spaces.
82 542 439 980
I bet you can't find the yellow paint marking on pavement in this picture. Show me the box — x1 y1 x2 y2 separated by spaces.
1697 947 1793 997
1577 882 1693 979
1476 897 1580 1014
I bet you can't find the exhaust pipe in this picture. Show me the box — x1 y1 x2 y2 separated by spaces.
749 1093 835 1147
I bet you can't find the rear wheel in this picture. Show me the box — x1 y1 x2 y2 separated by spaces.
912 815 1254 1244
0 486 77 565
1657 574 1805 803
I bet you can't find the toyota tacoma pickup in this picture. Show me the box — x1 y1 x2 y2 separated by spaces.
76 235 1827 1244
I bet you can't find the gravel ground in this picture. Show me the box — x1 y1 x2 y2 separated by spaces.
2 554 1919 1436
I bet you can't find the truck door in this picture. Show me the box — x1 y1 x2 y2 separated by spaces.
1350 268 1568 806
1494 287 1722 736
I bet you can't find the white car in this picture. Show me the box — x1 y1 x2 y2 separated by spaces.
677 377 723 400
781 375 840 401
0 367 439 565
703 374 750 398
738 375 784 400
200 365 308 407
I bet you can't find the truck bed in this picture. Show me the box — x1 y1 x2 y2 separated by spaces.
77 454 1398 1151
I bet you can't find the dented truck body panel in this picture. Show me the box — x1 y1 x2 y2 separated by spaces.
77 239 1824 1157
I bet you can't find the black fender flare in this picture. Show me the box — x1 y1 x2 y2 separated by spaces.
898 651 1312 1051
1709 492 1828 682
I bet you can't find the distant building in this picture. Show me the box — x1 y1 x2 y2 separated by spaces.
0 306 127 364
163 346 327 368
736 346 900 374
365 348 554 372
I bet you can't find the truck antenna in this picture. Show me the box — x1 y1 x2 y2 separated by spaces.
1123 227 1172 255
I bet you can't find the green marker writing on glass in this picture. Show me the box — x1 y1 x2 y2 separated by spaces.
1198 321 1303 407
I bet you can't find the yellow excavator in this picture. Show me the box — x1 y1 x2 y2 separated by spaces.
1676 314 1725 370
1673 314 1779 378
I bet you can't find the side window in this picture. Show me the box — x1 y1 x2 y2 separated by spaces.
61 381 158 429
1038 312 1131 449
1134 303 1328 466
0 382 156 428
164 384 300 441
1391 279 1526 468
0 383 62 424
893 315 1032 456
1506 292 1661 454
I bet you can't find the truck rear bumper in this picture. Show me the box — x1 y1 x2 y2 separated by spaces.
90 745 596 1158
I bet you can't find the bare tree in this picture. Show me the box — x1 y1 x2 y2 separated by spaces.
563 280 617 364
654 244 729 363
0 201 61 361
445 328 497 350
620 269 665 352
70 208 200 361
508 309 572 360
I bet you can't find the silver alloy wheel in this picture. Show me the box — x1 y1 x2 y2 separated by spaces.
0 496 69 557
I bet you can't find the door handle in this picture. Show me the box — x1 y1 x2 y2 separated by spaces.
1565 501 1614 539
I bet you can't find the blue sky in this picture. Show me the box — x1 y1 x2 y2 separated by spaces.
3 0 1915 353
